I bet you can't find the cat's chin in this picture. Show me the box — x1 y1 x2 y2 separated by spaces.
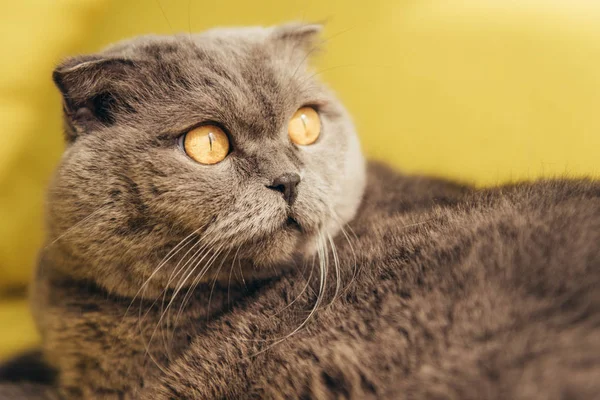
244 230 304 267
232 222 317 276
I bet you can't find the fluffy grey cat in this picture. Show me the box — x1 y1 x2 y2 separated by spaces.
1 23 599 400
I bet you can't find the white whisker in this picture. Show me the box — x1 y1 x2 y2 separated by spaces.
44 205 110 250
124 226 204 320
154 237 221 347
268 256 315 318
227 245 243 307
243 232 328 357
205 246 233 321
326 232 341 305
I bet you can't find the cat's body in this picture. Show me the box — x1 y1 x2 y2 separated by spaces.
6 164 600 400
149 166 600 400
1 23 599 399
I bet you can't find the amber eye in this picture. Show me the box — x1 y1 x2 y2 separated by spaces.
183 125 230 165
288 106 321 146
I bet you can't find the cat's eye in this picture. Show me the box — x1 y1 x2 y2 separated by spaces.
288 106 321 146
183 125 230 165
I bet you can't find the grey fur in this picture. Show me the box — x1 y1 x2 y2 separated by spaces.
1 23 599 400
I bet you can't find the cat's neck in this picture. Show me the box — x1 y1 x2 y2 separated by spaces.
32 255 280 375
34 252 277 319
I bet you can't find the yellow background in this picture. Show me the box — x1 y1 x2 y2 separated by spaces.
1 0 599 359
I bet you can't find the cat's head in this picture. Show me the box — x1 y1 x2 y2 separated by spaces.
46 23 365 297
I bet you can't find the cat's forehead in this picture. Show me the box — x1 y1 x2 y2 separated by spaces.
100 26 323 100
102 27 297 77
99 29 326 138
106 30 261 59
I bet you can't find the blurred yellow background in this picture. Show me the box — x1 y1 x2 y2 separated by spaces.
1 0 599 359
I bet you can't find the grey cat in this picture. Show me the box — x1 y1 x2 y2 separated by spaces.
1 22 599 399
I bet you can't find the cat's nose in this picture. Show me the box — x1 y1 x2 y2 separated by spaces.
267 172 301 206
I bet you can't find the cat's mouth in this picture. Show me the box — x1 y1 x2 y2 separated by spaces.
284 216 302 232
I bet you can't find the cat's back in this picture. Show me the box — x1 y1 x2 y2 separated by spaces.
375 176 600 400
325 169 600 399
342 170 600 400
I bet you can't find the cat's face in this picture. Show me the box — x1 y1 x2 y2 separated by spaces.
47 23 365 297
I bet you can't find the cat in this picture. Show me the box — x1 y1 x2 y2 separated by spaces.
1 22 599 399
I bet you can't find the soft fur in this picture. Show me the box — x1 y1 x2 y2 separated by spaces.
1 23 599 400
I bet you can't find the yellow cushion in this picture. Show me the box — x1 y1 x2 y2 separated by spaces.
2 0 600 358
0 298 38 360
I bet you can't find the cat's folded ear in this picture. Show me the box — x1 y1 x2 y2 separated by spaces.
270 22 324 58
52 55 138 141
